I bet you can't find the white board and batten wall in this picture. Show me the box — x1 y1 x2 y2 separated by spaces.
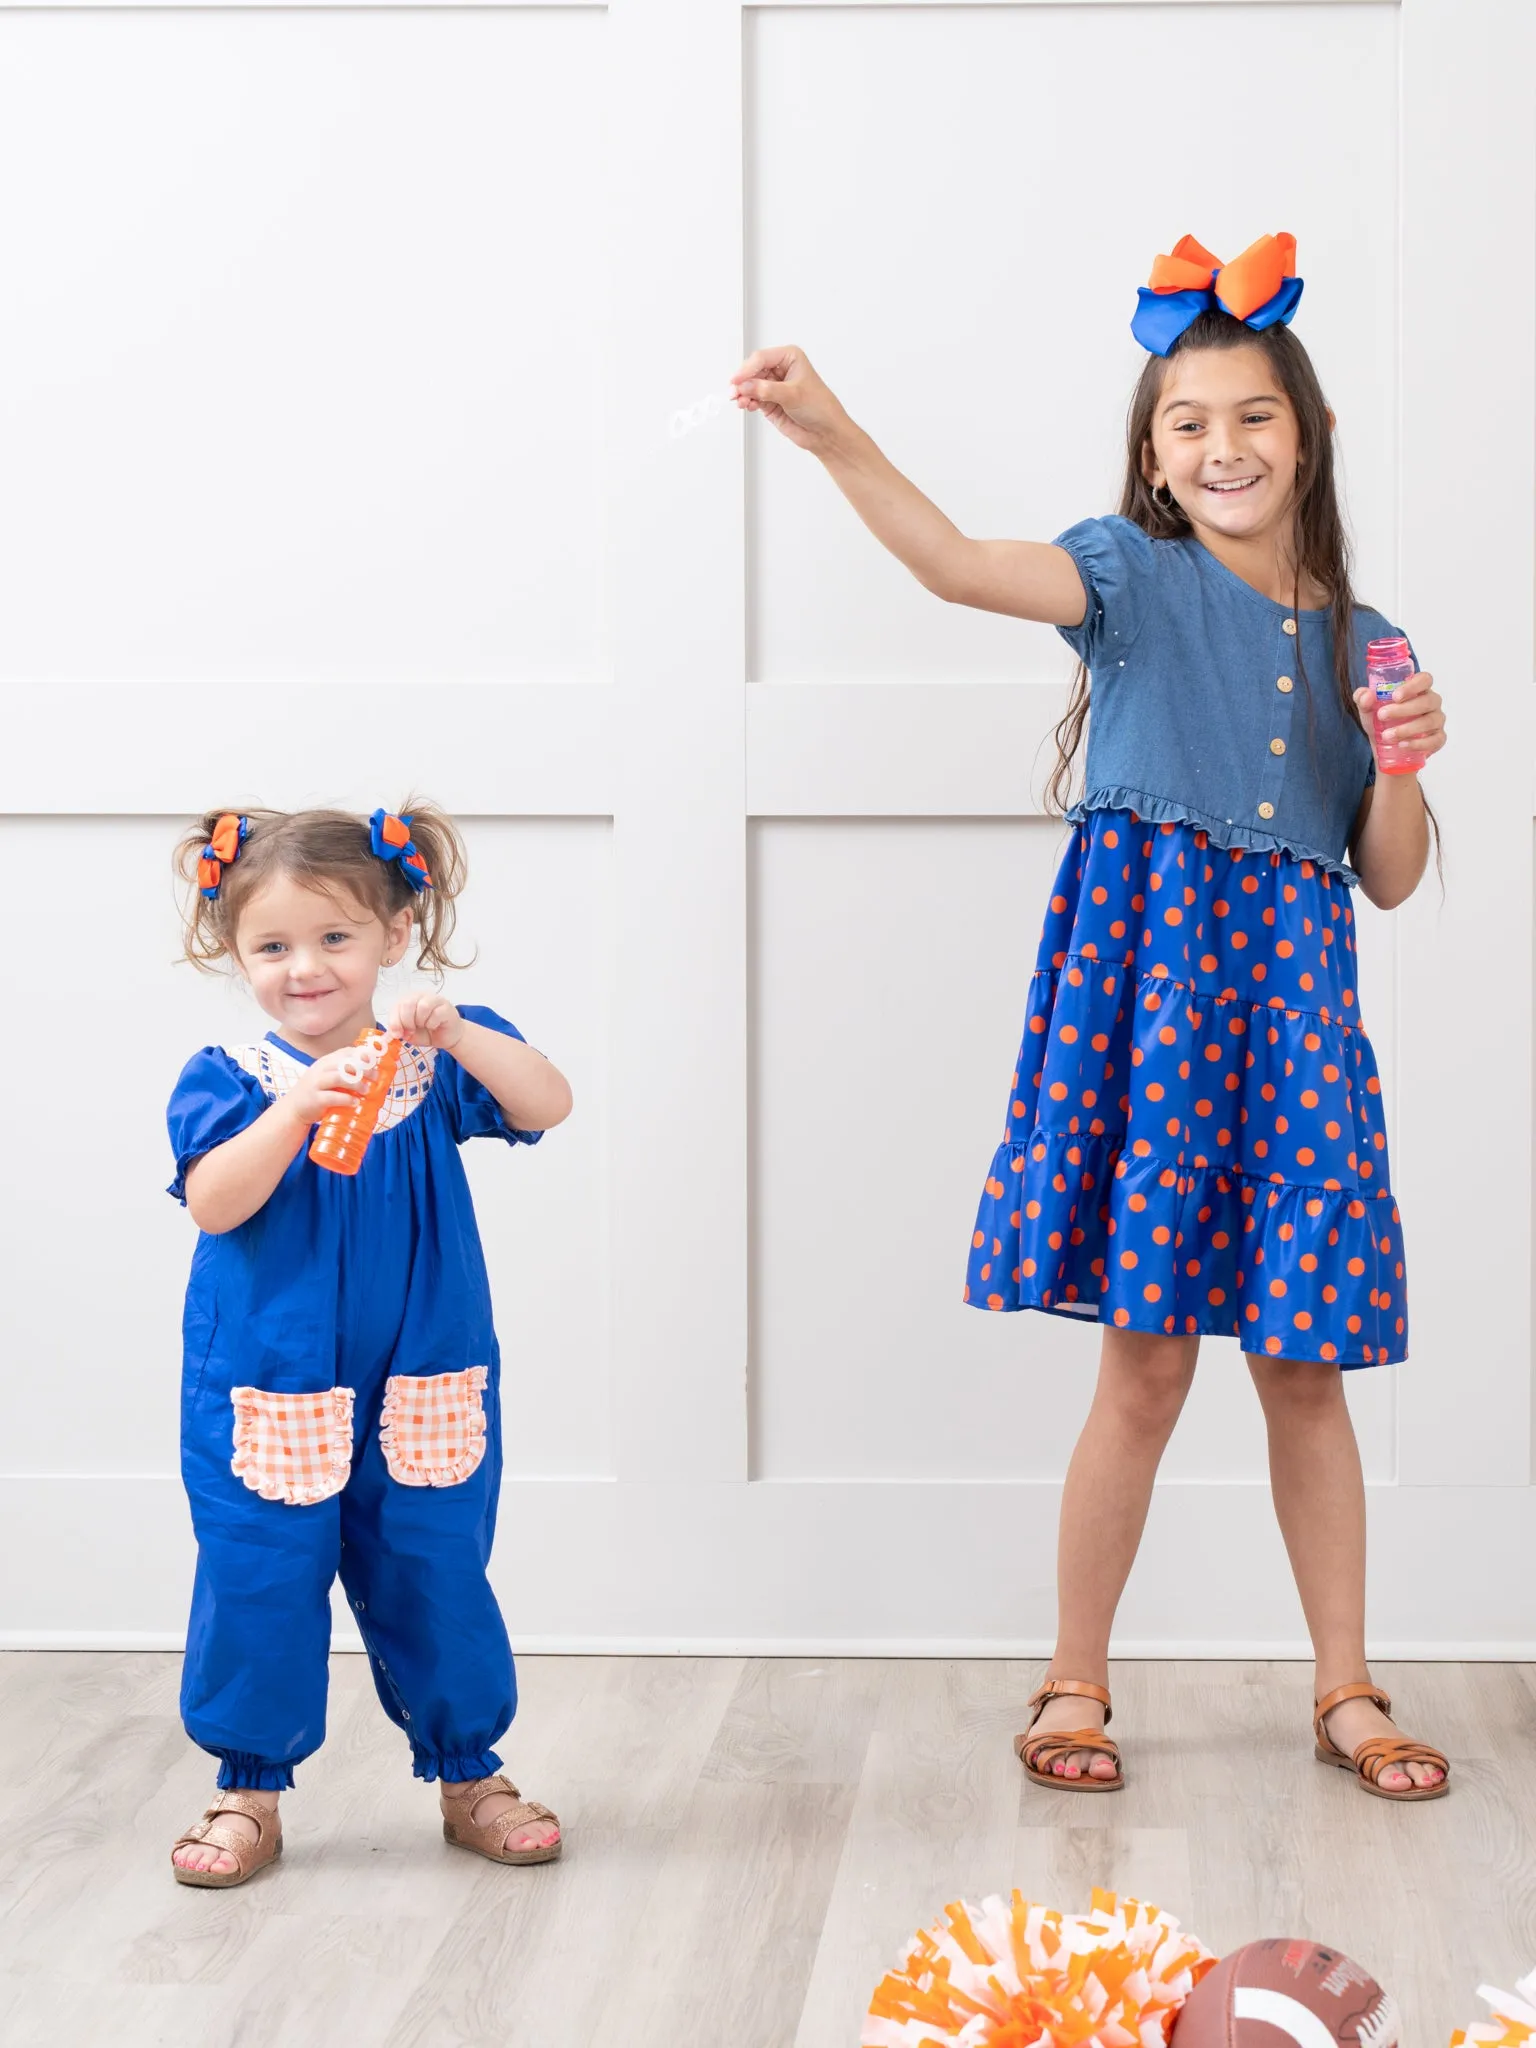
1 0 1531 1656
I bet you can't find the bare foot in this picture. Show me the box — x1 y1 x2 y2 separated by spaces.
441 1783 560 1855
1021 1692 1120 1782
1319 1692 1447 1791
171 1789 281 1876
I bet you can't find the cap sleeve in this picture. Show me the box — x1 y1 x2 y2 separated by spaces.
437 1003 546 1148
166 1046 269 1203
1052 515 1159 669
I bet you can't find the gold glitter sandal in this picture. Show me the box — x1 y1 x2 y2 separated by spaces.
440 1774 563 1865
170 1791 283 1888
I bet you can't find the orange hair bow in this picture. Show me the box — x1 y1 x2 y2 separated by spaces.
1133 232 1303 356
197 813 248 898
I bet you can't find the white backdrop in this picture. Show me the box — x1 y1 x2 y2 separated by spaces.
2 0 1532 1655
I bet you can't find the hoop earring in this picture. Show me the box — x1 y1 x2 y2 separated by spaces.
1151 482 1176 511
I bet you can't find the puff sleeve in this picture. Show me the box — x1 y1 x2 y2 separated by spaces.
435 1004 547 1148
1052 514 1160 670
166 1047 270 1204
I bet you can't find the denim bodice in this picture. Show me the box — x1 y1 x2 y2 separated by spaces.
1054 516 1413 885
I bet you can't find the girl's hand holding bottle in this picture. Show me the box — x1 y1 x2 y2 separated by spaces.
276 1046 374 1131
1354 656 1447 777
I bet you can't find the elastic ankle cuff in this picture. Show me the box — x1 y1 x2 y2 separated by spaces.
215 1754 296 1792
417 1748 504 1785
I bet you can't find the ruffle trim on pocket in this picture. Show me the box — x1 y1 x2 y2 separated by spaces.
379 1365 488 1487
230 1385 356 1505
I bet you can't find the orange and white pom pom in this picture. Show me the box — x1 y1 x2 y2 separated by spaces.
1452 1967 1536 2048
864 1889 1216 2048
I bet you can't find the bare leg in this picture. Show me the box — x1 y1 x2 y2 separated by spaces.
1247 1352 1443 1790
1026 1328 1199 1778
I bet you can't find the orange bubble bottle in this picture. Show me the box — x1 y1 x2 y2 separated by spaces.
309 1028 402 1176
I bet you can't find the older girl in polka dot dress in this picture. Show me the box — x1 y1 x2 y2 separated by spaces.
733 234 1452 1802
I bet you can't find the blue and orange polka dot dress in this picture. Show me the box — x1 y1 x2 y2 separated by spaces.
964 518 1410 1368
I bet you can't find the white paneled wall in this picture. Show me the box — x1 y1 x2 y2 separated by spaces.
3 0 1533 1655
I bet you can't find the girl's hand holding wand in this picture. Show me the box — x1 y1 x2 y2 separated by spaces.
729 347 1085 624
387 993 574 1134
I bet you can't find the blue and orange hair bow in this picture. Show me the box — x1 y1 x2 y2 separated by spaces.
369 809 433 893
1131 232 1303 357
198 813 248 898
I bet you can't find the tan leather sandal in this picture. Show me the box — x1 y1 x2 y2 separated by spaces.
170 1792 283 1888
1313 1682 1450 1802
440 1773 563 1865
1013 1678 1123 1792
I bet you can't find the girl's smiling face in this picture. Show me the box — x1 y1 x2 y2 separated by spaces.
1143 342 1318 548
234 872 413 1054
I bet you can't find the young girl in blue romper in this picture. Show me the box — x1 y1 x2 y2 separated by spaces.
733 233 1452 1802
165 800 572 1885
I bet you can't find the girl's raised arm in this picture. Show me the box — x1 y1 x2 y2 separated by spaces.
731 345 1087 628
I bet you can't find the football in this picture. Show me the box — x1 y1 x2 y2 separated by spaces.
1170 1939 1400 2046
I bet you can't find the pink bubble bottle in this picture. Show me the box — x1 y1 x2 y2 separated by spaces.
1367 636 1425 776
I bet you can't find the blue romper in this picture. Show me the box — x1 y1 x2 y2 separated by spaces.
964 517 1411 1368
167 1004 542 1791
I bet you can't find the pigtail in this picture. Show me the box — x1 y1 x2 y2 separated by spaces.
391 796 474 975
173 808 265 972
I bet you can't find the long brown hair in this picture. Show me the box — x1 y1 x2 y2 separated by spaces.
1046 308 1438 871
174 798 470 974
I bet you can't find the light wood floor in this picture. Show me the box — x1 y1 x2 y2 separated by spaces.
0 1654 1531 2046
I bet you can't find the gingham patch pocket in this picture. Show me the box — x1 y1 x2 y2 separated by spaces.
379 1366 488 1487
230 1385 356 1506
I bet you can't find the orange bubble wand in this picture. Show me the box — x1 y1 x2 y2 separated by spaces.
309 1028 402 1176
